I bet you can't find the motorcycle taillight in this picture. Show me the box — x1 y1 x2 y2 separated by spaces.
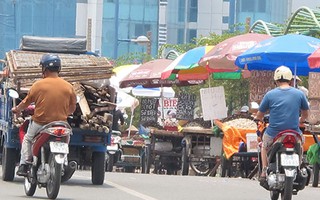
53 129 65 136
48 127 71 136
282 135 296 148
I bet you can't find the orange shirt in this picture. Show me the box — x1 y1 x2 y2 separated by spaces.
22 77 76 125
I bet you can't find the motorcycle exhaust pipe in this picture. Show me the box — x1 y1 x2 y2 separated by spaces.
69 161 77 170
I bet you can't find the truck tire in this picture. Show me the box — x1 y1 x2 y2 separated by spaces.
2 146 17 181
91 152 105 185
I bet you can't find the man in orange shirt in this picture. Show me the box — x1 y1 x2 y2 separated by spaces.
12 54 77 176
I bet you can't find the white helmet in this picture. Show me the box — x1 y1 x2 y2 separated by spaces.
274 66 293 81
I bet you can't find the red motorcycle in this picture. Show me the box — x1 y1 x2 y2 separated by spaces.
257 116 309 200
10 89 72 199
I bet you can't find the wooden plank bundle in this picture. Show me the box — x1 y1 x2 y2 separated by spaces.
73 82 116 133
7 50 116 133
6 50 114 88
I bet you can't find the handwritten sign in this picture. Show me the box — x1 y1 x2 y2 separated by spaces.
308 72 320 98
200 86 227 120
249 70 274 103
176 93 196 120
140 98 159 123
308 72 320 124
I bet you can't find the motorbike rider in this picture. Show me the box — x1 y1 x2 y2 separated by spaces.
12 54 77 176
254 66 309 188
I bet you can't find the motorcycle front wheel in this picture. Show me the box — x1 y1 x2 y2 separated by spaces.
46 153 62 199
281 176 294 200
270 190 279 200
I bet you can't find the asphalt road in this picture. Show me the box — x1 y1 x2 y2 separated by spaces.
0 167 319 200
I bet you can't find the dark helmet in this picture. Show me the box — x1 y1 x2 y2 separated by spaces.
40 54 61 72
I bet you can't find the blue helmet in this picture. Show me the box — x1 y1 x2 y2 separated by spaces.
40 54 61 72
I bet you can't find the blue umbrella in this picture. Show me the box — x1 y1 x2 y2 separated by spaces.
235 34 320 76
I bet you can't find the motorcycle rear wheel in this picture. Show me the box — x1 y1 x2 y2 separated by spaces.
281 176 294 200
181 146 189 175
46 153 62 199
24 168 37 197
106 153 114 172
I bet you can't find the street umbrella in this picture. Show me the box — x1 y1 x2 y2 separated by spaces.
212 69 251 80
235 34 320 76
198 33 272 72
161 45 214 81
110 64 141 92
119 59 204 88
308 47 320 68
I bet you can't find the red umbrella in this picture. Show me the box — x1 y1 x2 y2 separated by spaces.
198 33 272 72
308 48 320 68
119 59 204 88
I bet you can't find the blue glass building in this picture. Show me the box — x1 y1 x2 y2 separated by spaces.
0 0 77 59
101 0 159 58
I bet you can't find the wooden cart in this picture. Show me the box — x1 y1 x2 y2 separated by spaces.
180 127 222 176
142 129 184 175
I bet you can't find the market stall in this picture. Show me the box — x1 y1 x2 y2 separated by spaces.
215 117 259 178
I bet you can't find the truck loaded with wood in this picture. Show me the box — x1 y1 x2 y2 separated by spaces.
0 36 116 185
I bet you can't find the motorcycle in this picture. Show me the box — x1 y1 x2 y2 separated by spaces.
10 89 73 199
106 130 122 172
257 116 309 200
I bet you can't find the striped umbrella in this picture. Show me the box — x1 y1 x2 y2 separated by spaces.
161 46 214 81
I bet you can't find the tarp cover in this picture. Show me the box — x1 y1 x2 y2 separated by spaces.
20 36 87 53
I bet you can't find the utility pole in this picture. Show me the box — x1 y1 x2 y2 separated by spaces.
146 31 152 55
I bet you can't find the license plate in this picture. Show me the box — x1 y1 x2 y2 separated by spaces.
107 144 118 151
280 153 299 166
50 142 69 154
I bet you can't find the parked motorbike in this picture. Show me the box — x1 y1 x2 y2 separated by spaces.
10 89 73 199
106 130 122 172
257 116 309 200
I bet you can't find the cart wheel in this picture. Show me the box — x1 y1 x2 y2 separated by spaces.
144 145 152 174
221 154 231 177
140 149 146 173
181 146 189 175
190 158 213 176
312 162 319 187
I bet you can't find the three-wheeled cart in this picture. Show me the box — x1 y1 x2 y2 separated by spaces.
114 138 145 173
143 129 184 175
180 127 222 176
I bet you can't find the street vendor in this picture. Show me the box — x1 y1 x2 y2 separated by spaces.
291 75 309 97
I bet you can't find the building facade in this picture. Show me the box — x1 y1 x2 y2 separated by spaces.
1 0 319 60
0 0 77 59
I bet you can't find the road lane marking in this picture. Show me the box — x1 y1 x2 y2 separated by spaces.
74 174 158 200
105 180 158 200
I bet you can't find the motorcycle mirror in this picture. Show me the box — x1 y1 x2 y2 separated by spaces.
8 89 19 99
